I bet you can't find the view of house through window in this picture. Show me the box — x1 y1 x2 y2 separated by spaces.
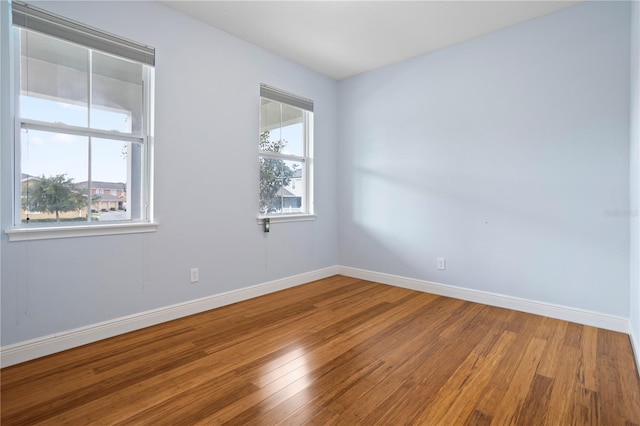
14 13 154 226
259 85 313 216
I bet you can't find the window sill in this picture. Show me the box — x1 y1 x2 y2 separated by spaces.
5 222 159 242
257 214 316 225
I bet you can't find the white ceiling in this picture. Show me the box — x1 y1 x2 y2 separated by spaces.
161 1 582 80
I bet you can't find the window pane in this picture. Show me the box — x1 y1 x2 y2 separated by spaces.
260 98 281 134
260 100 304 157
259 156 304 215
20 128 88 223
279 104 304 157
91 52 143 133
260 98 282 151
20 30 88 126
91 138 143 221
281 159 304 213
260 155 282 214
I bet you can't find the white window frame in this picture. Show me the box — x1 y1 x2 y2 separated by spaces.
258 84 315 224
5 1 157 241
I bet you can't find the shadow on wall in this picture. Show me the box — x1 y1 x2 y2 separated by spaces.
346 163 627 306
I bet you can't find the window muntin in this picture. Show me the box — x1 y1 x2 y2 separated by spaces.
259 86 313 217
12 2 154 228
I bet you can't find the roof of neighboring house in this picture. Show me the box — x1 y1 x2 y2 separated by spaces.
93 194 124 202
21 173 38 181
277 187 297 198
76 181 126 190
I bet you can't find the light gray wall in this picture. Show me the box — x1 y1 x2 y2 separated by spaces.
337 1 631 316
630 0 640 357
0 1 339 346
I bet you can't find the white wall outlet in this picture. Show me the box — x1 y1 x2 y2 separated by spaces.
190 268 199 283
437 258 446 270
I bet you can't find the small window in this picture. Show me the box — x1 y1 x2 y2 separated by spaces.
11 1 154 228
259 85 313 217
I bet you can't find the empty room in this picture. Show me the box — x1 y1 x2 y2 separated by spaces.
1 0 639 424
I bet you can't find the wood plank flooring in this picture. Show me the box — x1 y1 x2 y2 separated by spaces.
2 275 639 425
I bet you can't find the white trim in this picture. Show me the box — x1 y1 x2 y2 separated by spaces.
20 118 145 143
0 266 339 368
338 266 630 333
5 222 159 241
631 325 640 378
259 151 306 162
257 214 316 225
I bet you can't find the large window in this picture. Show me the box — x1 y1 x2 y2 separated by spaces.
10 1 154 234
259 84 313 217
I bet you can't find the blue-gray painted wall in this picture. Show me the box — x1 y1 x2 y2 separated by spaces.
338 1 631 316
0 1 339 345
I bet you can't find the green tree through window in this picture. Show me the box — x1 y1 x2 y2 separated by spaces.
22 174 87 222
259 130 296 214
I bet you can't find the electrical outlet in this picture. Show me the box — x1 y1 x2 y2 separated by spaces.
190 268 199 283
437 258 446 270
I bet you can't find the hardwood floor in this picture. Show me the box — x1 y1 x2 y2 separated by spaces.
2 275 639 425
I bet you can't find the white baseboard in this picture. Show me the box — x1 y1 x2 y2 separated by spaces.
1 265 633 368
0 266 339 368
338 266 630 334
